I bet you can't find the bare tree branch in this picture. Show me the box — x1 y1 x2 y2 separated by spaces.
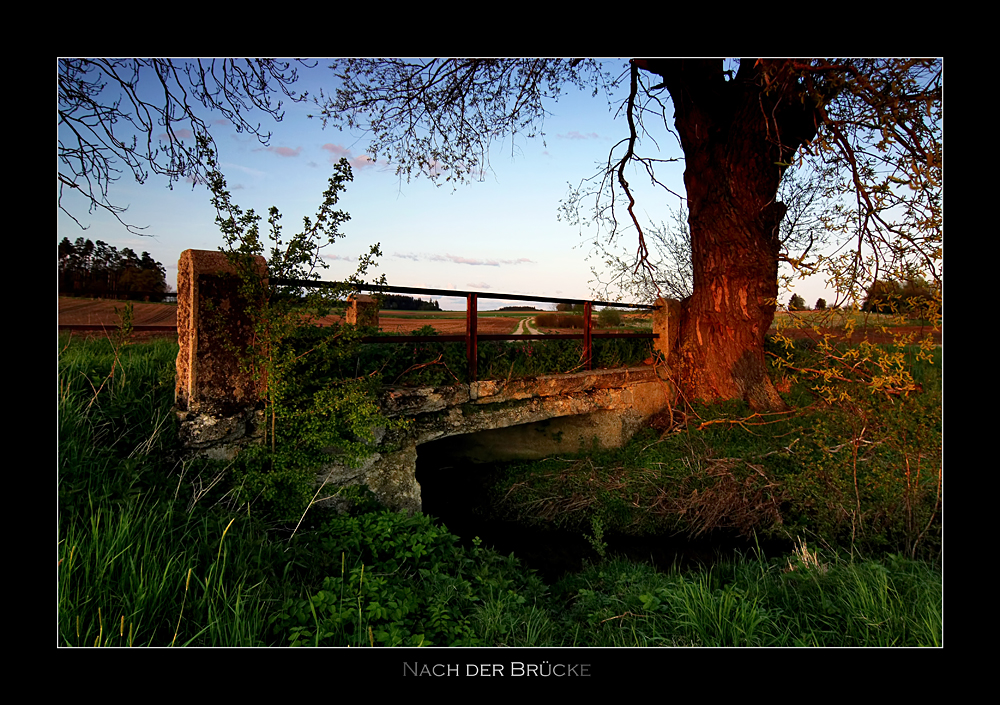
58 58 311 235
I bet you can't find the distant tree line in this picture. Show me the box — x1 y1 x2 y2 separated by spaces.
379 294 441 311
59 237 168 300
498 306 540 312
862 277 939 315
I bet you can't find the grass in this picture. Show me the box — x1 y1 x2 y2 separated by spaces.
58 331 940 647
490 340 942 561
540 546 940 647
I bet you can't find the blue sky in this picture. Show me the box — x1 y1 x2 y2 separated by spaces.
57 59 835 311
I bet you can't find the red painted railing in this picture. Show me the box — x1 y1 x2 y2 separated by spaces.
273 279 658 382
59 281 659 382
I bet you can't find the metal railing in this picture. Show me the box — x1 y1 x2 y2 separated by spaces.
271 278 658 382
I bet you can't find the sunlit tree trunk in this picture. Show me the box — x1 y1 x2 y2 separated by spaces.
651 59 821 412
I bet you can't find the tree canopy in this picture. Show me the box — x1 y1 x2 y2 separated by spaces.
58 236 168 300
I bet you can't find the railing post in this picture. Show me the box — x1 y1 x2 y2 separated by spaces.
467 293 478 382
584 300 593 371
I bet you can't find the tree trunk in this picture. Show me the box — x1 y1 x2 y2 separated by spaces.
673 187 788 413
647 59 821 412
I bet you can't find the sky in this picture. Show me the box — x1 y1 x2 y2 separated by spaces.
57 59 837 311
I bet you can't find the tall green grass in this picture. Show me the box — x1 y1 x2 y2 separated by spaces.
58 334 275 646
535 546 941 647
58 333 940 647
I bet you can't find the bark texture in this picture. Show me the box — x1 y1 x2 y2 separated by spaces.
642 59 821 412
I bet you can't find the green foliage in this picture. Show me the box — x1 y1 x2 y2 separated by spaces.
815 298 826 310
490 338 940 560
203 145 396 522
597 307 622 327
269 510 548 647
788 293 807 311
862 276 938 316
325 333 651 388
379 294 441 311
58 336 278 646
549 550 940 647
58 237 169 300
535 312 585 329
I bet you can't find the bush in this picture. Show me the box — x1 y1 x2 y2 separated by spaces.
534 313 585 329
597 308 622 328
269 510 547 646
862 277 938 315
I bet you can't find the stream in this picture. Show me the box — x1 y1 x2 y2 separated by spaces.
415 449 792 584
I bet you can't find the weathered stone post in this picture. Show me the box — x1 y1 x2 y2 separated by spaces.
346 294 379 328
652 297 682 365
175 249 268 459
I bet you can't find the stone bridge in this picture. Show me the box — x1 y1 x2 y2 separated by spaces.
174 249 677 513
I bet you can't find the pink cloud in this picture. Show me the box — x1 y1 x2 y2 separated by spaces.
429 254 535 267
158 128 193 141
558 131 599 140
268 146 302 157
322 144 352 158
349 155 375 170
395 252 535 267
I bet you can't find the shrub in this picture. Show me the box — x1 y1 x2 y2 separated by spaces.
597 308 622 327
534 313 585 329
862 277 938 315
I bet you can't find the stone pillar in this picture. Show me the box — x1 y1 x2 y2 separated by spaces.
175 249 268 414
652 297 682 364
346 294 379 327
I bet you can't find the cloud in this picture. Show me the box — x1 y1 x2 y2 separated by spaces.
349 155 375 170
322 143 375 170
451 254 534 267
266 146 302 158
558 131 600 140
393 252 535 267
158 128 194 142
467 282 491 289
432 254 491 266
324 253 356 262
322 143 352 159
219 162 265 178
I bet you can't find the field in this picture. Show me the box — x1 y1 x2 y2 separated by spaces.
770 309 941 346
58 298 648 337
58 297 178 326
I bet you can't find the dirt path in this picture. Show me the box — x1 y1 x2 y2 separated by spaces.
513 316 541 336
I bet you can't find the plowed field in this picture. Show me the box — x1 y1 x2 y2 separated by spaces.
62 299 937 346
59 297 178 326
305 312 518 336
58 299 519 337
773 325 941 346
